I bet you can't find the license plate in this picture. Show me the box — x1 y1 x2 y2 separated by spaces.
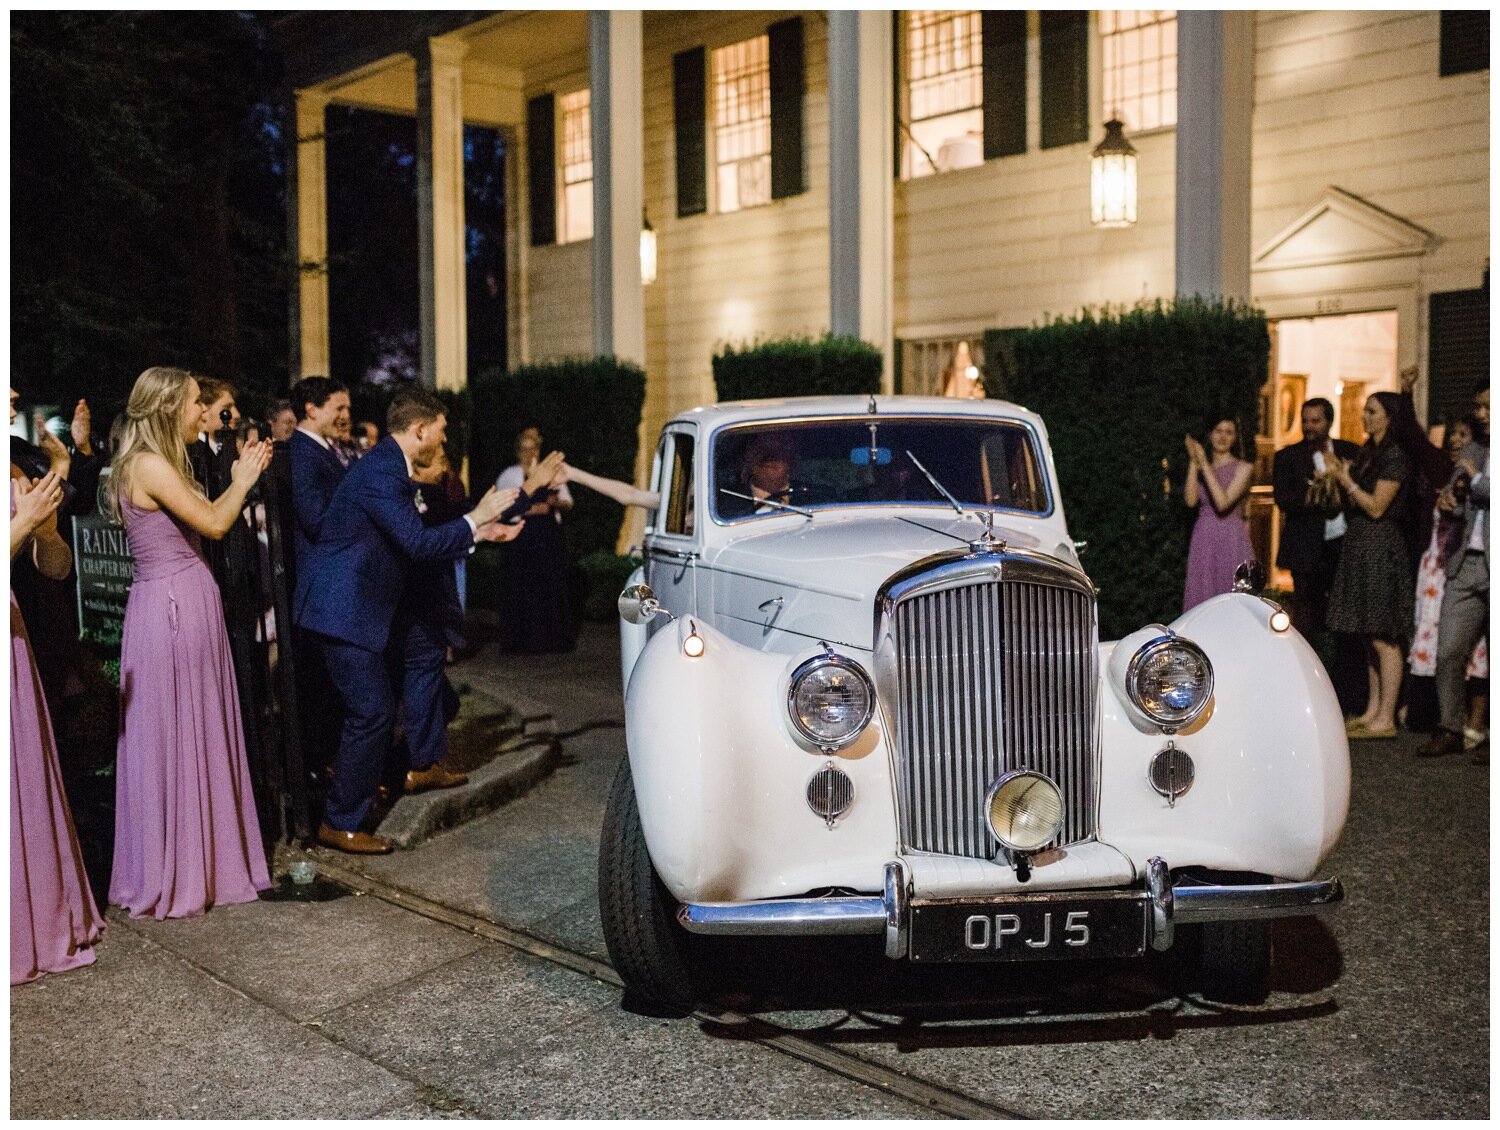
908 892 1149 963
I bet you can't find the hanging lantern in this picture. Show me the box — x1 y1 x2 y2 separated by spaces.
1090 119 1137 228
640 210 657 285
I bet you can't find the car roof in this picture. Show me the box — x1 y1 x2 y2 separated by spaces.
666 395 1043 432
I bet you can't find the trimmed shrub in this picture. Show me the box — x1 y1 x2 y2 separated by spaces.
469 356 647 568
993 299 1269 639
712 333 882 402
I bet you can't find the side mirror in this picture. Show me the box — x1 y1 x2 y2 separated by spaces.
618 583 664 625
1232 560 1265 594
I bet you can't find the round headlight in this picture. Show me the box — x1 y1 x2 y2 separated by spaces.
985 771 1065 853
1126 635 1214 729
787 654 875 750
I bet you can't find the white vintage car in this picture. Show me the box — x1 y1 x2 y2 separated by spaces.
598 395 1348 1008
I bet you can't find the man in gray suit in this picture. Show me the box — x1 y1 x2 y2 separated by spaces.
1418 446 1489 762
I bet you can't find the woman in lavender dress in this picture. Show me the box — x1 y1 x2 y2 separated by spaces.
1182 417 1257 610
11 464 103 983
107 367 273 919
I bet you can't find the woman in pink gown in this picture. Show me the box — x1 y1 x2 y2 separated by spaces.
1182 418 1257 610
11 459 103 984
107 367 274 919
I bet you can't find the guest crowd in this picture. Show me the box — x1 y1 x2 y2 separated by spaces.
9 362 1489 987
1184 370 1488 759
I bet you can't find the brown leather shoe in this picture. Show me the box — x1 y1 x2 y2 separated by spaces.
1416 729 1465 759
316 823 393 854
405 763 469 794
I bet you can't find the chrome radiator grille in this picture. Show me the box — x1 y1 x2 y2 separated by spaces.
890 575 1098 858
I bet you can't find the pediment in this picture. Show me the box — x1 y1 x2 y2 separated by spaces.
1254 187 1436 271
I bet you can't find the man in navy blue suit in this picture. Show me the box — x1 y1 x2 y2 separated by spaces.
288 376 353 781
297 388 526 853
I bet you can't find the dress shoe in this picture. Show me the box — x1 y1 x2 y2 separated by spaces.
405 763 469 794
316 823 393 854
1350 725 1397 740
1415 729 1465 759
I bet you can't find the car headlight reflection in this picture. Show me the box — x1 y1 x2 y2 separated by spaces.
787 654 875 750
1126 635 1214 729
986 771 1065 853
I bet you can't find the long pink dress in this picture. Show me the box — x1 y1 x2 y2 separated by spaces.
11 501 103 983
1183 460 1257 611
109 500 269 919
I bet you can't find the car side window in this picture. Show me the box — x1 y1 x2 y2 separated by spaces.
643 437 667 534
664 433 695 537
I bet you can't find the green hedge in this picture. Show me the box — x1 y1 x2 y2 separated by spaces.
712 333 882 402
469 356 647 568
993 299 1269 639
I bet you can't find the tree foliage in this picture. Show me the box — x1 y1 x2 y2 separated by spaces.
11 12 287 419
992 299 1270 638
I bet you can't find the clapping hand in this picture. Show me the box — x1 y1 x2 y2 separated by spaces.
230 439 273 489
1183 436 1207 467
474 517 524 543
34 413 71 480
470 485 521 527
70 399 93 455
12 470 65 536
522 450 566 498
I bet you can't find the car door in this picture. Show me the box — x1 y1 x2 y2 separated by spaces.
642 426 700 619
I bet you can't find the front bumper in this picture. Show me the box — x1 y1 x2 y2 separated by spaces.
677 857 1345 958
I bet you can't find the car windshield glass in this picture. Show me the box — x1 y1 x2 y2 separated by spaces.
711 418 1048 521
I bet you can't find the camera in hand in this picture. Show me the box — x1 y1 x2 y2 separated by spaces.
1452 471 1471 503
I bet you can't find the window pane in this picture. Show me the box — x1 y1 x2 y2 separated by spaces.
1101 10 1177 131
712 35 772 214
558 90 592 244
905 10 985 180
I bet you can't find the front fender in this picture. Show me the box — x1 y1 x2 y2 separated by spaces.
623 617 898 903
1098 593 1351 879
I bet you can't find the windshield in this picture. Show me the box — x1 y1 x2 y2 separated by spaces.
711 418 1049 522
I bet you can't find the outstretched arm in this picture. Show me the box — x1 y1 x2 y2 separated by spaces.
564 464 659 509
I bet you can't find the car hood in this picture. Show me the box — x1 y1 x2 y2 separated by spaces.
704 511 1069 650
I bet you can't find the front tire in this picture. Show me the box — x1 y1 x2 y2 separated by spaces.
597 756 700 1013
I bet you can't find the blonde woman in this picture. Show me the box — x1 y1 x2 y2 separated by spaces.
107 366 273 919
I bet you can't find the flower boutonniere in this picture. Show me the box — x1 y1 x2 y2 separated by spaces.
414 488 427 515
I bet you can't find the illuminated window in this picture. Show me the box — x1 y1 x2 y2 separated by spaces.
1100 10 1177 132
905 10 984 179
559 89 592 243
712 36 772 213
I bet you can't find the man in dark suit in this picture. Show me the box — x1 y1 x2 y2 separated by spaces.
296 388 523 853
1272 398 1359 643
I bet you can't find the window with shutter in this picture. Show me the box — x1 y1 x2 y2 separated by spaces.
903 10 985 178
673 47 707 218
558 90 593 244
1040 10 1089 149
712 35 773 212
1100 10 1178 131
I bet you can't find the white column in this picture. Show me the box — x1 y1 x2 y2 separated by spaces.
416 37 469 391
589 11 646 365
294 89 331 378
1174 10 1254 302
828 10 894 387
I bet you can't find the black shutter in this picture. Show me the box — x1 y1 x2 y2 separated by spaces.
673 47 707 217
982 11 1027 159
1040 10 1089 149
893 10 904 178
526 93 555 247
1440 11 1489 76
1428 288 1489 425
769 17 805 199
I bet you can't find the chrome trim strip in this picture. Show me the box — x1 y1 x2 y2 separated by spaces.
1172 877 1345 923
884 859 910 958
1146 856 1173 951
677 897 886 936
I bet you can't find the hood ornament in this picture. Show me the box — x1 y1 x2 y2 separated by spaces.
970 509 1006 554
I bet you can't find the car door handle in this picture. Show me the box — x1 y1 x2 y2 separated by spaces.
758 597 784 612
651 546 699 562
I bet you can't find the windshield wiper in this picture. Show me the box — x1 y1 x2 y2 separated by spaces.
905 451 965 519
719 487 814 520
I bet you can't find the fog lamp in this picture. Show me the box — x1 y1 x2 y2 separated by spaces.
683 623 705 658
1269 607 1291 633
787 653 874 751
986 771 1065 853
1126 636 1214 730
